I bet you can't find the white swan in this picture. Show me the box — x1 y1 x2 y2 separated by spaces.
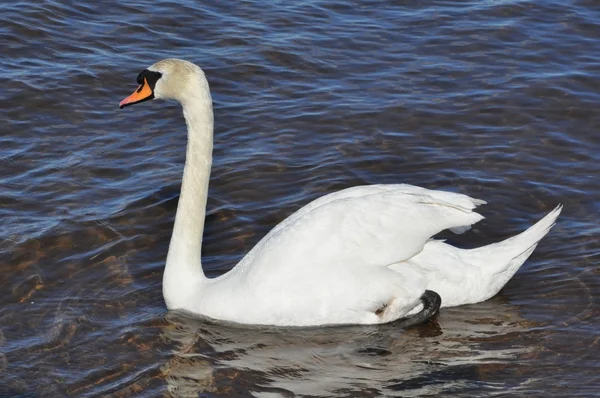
119 59 561 327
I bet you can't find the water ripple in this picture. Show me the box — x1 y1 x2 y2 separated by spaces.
1 0 600 396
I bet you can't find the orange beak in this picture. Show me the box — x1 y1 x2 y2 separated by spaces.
119 77 154 108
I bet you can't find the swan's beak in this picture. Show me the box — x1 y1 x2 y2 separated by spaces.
119 77 154 109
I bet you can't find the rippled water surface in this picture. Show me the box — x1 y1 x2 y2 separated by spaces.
2 0 600 396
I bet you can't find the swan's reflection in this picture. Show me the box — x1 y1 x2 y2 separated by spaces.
160 301 534 397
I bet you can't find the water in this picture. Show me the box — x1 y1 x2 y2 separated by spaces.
1 0 599 396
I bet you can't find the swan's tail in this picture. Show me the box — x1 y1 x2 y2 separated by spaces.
395 205 562 307
465 204 562 299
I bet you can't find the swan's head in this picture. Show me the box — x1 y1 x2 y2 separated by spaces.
119 58 209 108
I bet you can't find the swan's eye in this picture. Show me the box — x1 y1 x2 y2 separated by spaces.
135 70 162 87
136 70 162 89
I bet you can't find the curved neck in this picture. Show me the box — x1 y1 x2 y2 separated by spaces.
164 91 213 307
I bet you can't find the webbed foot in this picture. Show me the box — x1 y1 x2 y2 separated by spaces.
395 290 441 328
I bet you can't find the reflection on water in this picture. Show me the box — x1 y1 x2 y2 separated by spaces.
2 0 600 395
161 304 534 397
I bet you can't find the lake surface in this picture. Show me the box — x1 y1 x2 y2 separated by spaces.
1 0 599 396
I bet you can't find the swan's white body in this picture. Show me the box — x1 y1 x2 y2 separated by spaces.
121 59 561 327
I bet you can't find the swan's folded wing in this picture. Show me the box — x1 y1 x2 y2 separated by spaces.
239 188 484 274
262 184 486 241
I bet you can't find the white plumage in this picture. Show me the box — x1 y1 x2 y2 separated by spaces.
120 59 561 327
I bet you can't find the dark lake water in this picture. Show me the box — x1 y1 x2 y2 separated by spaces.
2 0 600 396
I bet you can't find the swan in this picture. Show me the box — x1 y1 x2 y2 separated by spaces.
119 58 561 327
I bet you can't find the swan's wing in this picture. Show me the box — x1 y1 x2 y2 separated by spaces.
237 187 485 275
263 184 486 241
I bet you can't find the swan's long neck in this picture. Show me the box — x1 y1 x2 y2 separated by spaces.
163 88 213 308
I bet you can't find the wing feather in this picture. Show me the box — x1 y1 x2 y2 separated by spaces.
236 186 485 279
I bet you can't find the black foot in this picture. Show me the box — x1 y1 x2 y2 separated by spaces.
395 290 442 328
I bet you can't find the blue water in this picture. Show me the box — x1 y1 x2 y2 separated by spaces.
1 0 599 396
